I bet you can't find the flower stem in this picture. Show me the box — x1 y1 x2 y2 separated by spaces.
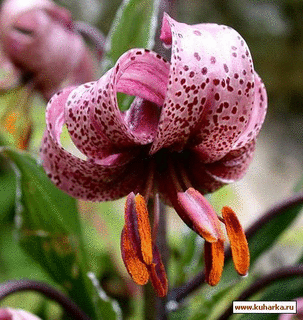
218 264 303 320
0 279 91 320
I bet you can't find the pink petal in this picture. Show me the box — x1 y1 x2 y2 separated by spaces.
41 89 146 201
151 13 258 160
204 139 256 184
65 49 169 153
123 97 161 144
64 82 115 159
177 188 224 242
233 73 267 149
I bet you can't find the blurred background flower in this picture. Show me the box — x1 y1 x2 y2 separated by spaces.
0 308 42 320
0 0 99 100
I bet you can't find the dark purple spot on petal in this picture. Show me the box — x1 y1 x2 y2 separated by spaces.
210 56 216 64
201 67 208 75
194 52 201 61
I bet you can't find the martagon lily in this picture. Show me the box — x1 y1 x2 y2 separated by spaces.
40 14 267 297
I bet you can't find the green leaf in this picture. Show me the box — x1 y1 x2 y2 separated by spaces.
247 200 303 265
1 147 121 320
0 163 16 221
102 0 160 73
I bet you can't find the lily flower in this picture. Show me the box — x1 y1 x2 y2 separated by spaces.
0 0 97 100
41 13 267 296
0 308 42 320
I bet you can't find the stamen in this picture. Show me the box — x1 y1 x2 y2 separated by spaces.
143 160 155 203
135 194 153 265
176 161 193 190
152 193 160 242
167 160 183 192
121 227 149 285
221 206 250 276
204 239 225 286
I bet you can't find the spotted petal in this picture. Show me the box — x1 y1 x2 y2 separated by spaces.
204 139 256 184
232 73 267 149
65 49 170 158
41 88 147 201
151 13 257 162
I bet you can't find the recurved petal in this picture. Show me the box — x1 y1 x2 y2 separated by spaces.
64 81 115 159
203 139 256 184
65 49 169 156
151 13 256 157
123 97 161 144
41 88 145 201
232 72 267 149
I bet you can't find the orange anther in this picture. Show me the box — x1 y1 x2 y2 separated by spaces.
222 206 250 276
204 239 225 286
135 194 153 265
121 227 149 285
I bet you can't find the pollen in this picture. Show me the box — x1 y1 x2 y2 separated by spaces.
222 206 250 276
121 227 150 285
204 239 225 286
135 194 153 265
